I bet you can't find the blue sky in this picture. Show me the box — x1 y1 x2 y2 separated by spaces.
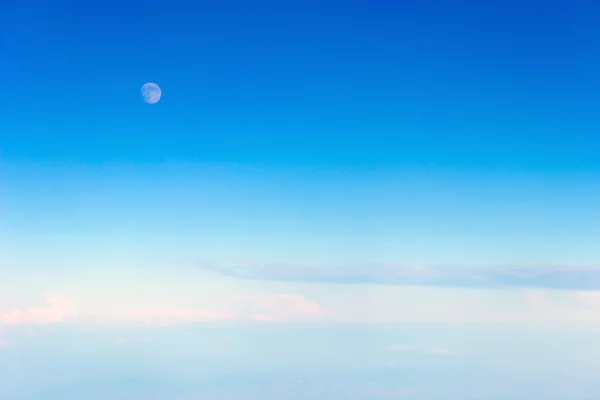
2 0 600 398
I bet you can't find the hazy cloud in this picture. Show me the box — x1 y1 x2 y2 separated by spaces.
242 293 323 322
386 344 459 357
0 295 77 326
114 337 154 345
386 344 419 351
198 260 600 290
100 308 235 326
89 293 323 326
426 349 459 356
575 290 600 307
523 289 600 321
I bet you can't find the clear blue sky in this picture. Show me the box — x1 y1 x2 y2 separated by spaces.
2 0 600 169
2 0 600 398
2 0 600 265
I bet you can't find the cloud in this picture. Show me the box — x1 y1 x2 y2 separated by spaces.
386 344 419 351
523 289 600 321
114 337 154 345
88 293 323 326
575 291 600 307
0 295 77 326
386 344 459 356
100 308 235 326
426 349 459 356
241 293 322 322
198 260 600 290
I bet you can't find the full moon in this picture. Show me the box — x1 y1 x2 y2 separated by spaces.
141 82 161 104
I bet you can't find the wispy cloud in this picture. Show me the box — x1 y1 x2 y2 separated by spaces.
386 344 459 357
87 293 324 326
575 291 600 307
114 337 154 345
198 260 600 290
0 295 77 326
426 349 459 356
386 344 419 351
523 289 600 321
98 308 235 326
242 293 322 322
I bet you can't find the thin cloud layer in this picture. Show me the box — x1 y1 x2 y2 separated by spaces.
386 344 459 357
386 344 419 351
100 308 236 326
0 295 77 326
198 260 600 290
244 293 322 322
524 289 600 321
88 293 323 326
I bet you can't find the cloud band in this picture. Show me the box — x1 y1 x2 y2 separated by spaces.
198 260 600 290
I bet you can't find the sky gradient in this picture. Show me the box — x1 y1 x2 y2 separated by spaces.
2 0 600 398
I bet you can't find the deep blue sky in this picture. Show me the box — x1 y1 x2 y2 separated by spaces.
2 0 600 170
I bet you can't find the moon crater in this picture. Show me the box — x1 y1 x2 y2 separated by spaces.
141 82 161 104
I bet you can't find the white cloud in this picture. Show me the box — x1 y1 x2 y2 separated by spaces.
386 344 419 351
425 349 459 356
386 344 459 356
524 289 600 321
0 295 77 326
114 337 154 345
85 293 324 326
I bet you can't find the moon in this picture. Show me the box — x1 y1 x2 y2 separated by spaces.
141 82 161 104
